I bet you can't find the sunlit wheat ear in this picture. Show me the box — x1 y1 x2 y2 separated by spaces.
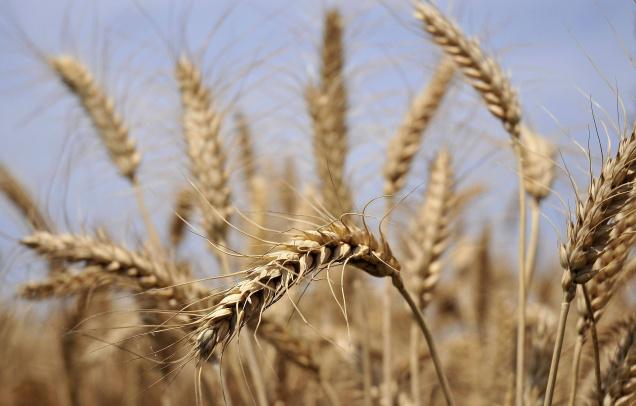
588 314 636 404
175 56 232 246
0 163 51 232
49 55 141 180
415 3 522 139
306 8 353 218
193 220 399 360
169 188 195 248
384 58 455 197
561 123 636 297
405 148 455 309
520 127 557 202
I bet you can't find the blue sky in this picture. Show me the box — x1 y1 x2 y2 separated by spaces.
0 0 634 292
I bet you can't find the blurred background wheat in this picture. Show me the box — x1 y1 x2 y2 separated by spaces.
0 1 634 405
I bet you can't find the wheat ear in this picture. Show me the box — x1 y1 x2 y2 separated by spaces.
20 232 200 307
0 163 51 232
383 58 455 196
19 266 135 299
235 112 257 197
175 56 232 248
546 122 636 405
193 220 455 405
306 9 353 218
590 314 636 405
49 55 140 180
49 55 161 250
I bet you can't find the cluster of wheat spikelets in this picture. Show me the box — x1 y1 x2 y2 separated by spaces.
1 3 635 406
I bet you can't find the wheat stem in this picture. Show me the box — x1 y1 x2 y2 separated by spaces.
582 284 602 405
568 337 583 406
132 179 161 251
392 273 455 406
525 198 541 290
544 297 570 406
515 141 528 406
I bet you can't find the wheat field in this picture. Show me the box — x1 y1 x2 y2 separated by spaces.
0 1 635 405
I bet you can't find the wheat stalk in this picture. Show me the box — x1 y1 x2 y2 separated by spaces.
384 58 455 197
569 194 636 405
21 232 200 307
306 9 353 218
20 267 135 299
415 3 522 139
175 56 232 247
169 187 195 248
